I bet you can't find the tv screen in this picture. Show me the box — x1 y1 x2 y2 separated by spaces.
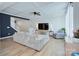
38 23 49 30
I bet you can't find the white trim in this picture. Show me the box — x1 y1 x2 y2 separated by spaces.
0 36 13 40
65 4 74 38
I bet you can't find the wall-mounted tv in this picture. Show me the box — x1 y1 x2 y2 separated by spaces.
38 23 49 30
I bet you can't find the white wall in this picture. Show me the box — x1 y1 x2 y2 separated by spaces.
10 3 67 32
73 4 79 32
30 15 65 32
11 16 65 33
30 4 66 32
51 17 65 32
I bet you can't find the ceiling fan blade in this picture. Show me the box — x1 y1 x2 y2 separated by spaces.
31 11 41 16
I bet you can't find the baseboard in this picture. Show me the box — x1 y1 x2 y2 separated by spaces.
65 37 73 43
0 36 13 40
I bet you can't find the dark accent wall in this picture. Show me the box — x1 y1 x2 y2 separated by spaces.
0 14 1 38
0 13 16 38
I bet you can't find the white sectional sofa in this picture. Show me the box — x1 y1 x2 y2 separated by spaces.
13 19 49 51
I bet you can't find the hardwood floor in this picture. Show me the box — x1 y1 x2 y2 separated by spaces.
0 37 65 56
65 43 79 56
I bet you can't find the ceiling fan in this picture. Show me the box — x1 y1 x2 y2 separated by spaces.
32 12 41 16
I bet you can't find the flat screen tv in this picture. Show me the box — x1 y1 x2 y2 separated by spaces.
38 23 49 30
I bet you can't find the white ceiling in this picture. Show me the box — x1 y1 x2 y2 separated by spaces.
0 2 68 20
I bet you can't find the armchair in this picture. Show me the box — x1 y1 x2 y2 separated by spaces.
53 28 66 39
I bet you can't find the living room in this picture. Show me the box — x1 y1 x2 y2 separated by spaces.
0 2 79 56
